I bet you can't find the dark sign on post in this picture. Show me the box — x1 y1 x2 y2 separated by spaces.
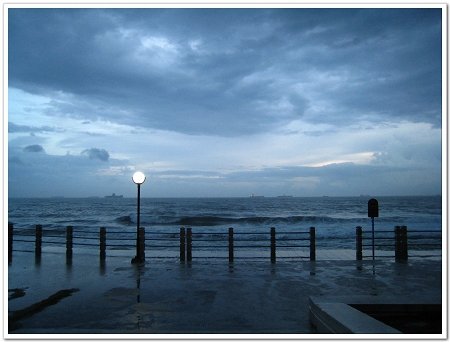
367 198 379 265
368 198 379 218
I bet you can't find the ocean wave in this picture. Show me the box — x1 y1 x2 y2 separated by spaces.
114 214 356 227
115 215 134 225
176 215 331 226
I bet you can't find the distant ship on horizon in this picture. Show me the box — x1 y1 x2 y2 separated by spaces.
277 195 293 198
250 194 265 198
104 193 123 198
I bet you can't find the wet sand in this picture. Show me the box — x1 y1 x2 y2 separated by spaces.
8 251 441 335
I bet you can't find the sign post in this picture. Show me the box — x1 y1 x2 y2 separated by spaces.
368 198 379 261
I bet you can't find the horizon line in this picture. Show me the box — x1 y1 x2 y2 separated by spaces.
7 194 442 199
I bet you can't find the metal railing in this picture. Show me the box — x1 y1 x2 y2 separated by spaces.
8 224 315 264
357 225 441 261
8 223 441 265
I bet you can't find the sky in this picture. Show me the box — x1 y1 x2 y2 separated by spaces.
7 7 443 198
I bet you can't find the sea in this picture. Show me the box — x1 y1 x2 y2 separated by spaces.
8 196 442 258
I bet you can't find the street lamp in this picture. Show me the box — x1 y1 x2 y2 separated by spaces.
131 171 146 264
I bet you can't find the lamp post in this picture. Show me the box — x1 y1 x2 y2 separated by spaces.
131 171 146 264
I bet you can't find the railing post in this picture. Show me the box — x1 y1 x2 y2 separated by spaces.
138 227 145 261
180 227 186 263
356 226 363 261
66 226 73 264
270 227 276 263
310 227 316 261
8 223 13 264
35 224 42 262
100 227 106 261
401 225 408 261
228 227 234 263
187 228 192 262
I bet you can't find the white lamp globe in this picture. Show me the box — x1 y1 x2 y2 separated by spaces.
132 171 146 185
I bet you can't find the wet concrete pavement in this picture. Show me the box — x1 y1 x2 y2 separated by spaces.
8 251 442 335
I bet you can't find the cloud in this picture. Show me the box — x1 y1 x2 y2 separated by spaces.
7 8 443 198
218 162 441 196
9 122 62 133
8 141 441 198
9 156 24 165
23 144 45 153
8 8 442 137
81 148 110 161
8 148 130 197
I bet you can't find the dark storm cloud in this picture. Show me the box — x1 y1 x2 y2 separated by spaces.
8 148 130 197
9 122 62 133
23 144 45 153
9 8 442 136
9 156 24 165
151 161 440 196
224 162 441 195
81 148 110 161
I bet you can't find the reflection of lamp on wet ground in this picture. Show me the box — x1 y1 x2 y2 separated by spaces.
131 171 146 264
